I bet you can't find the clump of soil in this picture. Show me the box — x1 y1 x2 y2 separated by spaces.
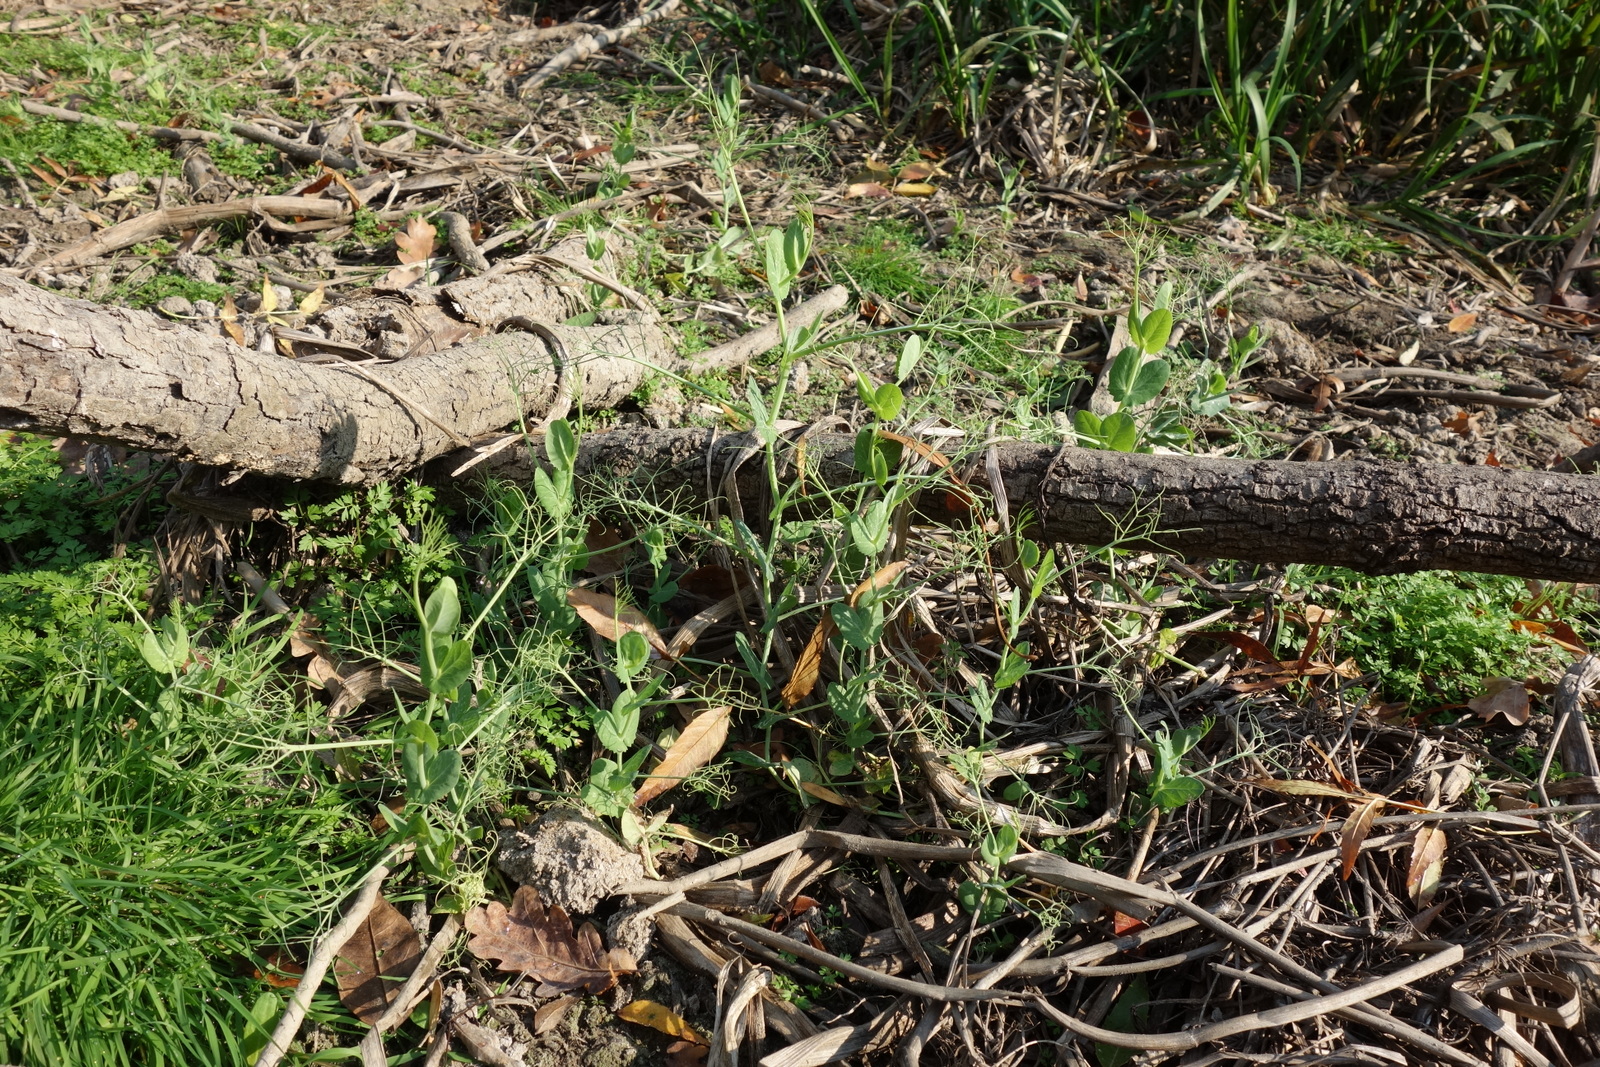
496 807 645 914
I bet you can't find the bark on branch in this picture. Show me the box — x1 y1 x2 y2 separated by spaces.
5 271 1600 581
477 427 1600 583
0 273 845 484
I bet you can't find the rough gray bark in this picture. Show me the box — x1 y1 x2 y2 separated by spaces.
7 270 1600 581
0 271 667 483
474 427 1600 583
0 273 855 484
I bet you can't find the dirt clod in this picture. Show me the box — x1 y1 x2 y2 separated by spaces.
496 807 644 915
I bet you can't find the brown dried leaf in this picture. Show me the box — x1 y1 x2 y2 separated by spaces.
781 614 837 708
534 994 580 1034
1247 777 1366 801
394 214 436 265
667 1041 710 1067
897 162 935 181
381 265 423 289
465 885 637 996
289 613 325 657
1339 796 1386 879
252 948 305 989
297 284 327 316
756 59 792 87
1545 619 1589 653
798 779 853 806
845 181 893 199
1011 266 1046 289
847 160 894 185
1468 677 1531 726
306 653 341 689
322 163 365 206
1301 604 1337 626
568 587 669 656
1210 631 1278 663
871 430 975 509
1447 311 1478 334
618 999 707 1044
333 894 422 1025
221 293 246 346
1406 825 1446 907
677 565 742 602
635 706 733 806
848 560 910 607
582 519 634 576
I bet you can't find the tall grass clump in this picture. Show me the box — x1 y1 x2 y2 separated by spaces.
701 0 1599 235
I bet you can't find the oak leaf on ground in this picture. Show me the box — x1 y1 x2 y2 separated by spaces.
466 885 637 996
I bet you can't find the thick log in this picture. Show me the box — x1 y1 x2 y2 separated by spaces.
474 427 1600 582
0 274 853 484
6 270 1600 581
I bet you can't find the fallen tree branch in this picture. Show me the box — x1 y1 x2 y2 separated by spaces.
7 272 1600 580
256 848 406 1067
483 427 1600 582
690 285 852 370
17 98 362 172
1031 943 1464 1052
668 901 1016 1003
518 0 683 94
38 196 351 270
0 272 671 483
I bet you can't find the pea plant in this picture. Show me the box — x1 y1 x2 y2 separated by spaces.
380 574 488 880
1074 282 1189 453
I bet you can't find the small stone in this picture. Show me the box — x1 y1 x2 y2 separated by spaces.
156 295 194 318
192 299 218 320
786 360 811 396
173 252 218 284
495 807 644 915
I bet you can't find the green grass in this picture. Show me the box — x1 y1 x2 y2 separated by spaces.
702 0 1599 240
113 272 232 310
0 439 598 1066
0 16 382 183
1290 216 1408 265
1296 569 1580 706
0 559 373 1066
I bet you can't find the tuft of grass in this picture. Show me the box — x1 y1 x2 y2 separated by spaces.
113 272 232 310
701 0 1600 238
1289 216 1407 265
